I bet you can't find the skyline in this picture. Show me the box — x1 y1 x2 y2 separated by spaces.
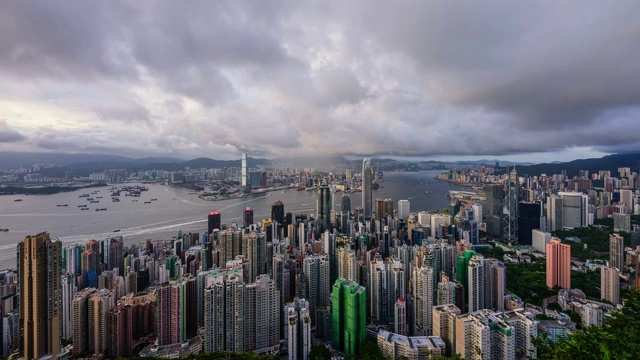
1 2 640 162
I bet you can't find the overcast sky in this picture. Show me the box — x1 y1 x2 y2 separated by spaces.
1 1 639 162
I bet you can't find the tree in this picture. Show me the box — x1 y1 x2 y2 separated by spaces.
309 345 331 360
360 337 383 360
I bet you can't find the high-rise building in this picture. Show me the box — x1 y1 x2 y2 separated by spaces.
208 210 221 234
398 200 410 220
243 207 254 228
242 153 247 190
332 278 366 357
316 183 332 233
72 288 95 356
601 266 620 305
362 158 373 219
546 238 571 289
432 304 461 356
18 232 62 359
61 273 76 341
613 213 631 233
518 201 541 245
394 297 407 336
472 203 483 223
286 298 312 360
272 200 285 227
412 265 434 336
156 280 186 346
532 230 552 253
88 289 114 354
303 254 331 324
503 168 519 241
484 184 505 238
548 192 591 230
108 304 133 358
609 233 624 271
341 195 351 233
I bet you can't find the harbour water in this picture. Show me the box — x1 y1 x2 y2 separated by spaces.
0 170 465 268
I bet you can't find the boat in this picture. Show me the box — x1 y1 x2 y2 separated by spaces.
95 208 107 211
14 199 23 202
144 201 151 204
87 198 94 201
113 229 121 232
57 204 68 207
81 208 89 211
0 228 8 232
151 199 158 201
90 201 99 204
96 196 103 199
132 200 138 202
78 205 87 207
79 194 89 197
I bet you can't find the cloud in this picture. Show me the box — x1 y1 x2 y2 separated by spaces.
0 120 26 143
1 1 640 160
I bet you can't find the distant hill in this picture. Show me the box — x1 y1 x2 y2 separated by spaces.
515 153 640 177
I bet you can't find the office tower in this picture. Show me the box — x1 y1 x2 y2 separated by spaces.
550 192 591 229
412 265 434 336
394 297 407 335
469 221 480 245
609 233 624 271
398 200 410 221
432 304 461 356
272 200 285 227
88 289 114 354
503 168 519 241
472 203 483 223
362 158 373 219
242 153 247 190
332 278 366 357
546 238 571 289
601 266 620 305
61 273 76 341
317 183 332 233
243 207 254 228
532 230 552 253
614 212 631 233
340 195 351 233
108 305 133 358
484 184 505 238
518 201 541 245
208 210 221 234
286 298 312 360
18 232 62 359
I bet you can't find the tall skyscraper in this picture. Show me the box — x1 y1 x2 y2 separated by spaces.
242 153 247 190
341 194 351 233
18 232 62 359
362 158 373 219
503 168 519 241
412 265 434 336
484 184 505 238
609 233 624 271
243 207 254 228
518 201 541 245
272 200 285 226
398 199 410 220
601 266 620 305
286 298 312 360
316 183 332 233
394 297 407 336
156 280 186 346
546 238 571 289
208 210 221 234
332 278 366 357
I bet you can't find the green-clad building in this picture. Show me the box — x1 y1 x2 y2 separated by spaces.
455 250 477 297
332 278 366 357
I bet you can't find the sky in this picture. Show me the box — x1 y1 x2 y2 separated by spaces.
1 1 639 163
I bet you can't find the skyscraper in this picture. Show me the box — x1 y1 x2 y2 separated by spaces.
341 194 351 233
243 207 254 228
609 233 624 271
272 200 285 226
412 265 434 336
286 298 312 360
332 278 366 357
484 184 505 238
208 210 221 234
518 201 541 245
242 153 247 191
398 199 410 220
362 158 373 219
18 232 62 359
503 168 519 241
394 297 407 336
601 266 620 305
546 238 571 289
316 183 332 233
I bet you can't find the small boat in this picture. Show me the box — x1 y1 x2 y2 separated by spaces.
132 200 138 202
113 229 121 232
81 208 89 211
151 199 158 201
144 201 151 204
96 196 103 199
95 208 107 211
78 205 87 208
14 199 23 202
0 228 8 232
57 204 68 207
79 194 89 197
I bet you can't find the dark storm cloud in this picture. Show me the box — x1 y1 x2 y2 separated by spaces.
2 1 640 158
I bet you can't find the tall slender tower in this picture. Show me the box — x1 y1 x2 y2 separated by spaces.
317 183 332 233
242 153 248 191
546 238 571 289
362 158 373 220
18 232 62 359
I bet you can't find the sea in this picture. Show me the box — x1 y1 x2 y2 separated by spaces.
0 170 466 269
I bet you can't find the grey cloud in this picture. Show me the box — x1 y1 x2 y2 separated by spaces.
0 120 26 143
3 1 640 159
